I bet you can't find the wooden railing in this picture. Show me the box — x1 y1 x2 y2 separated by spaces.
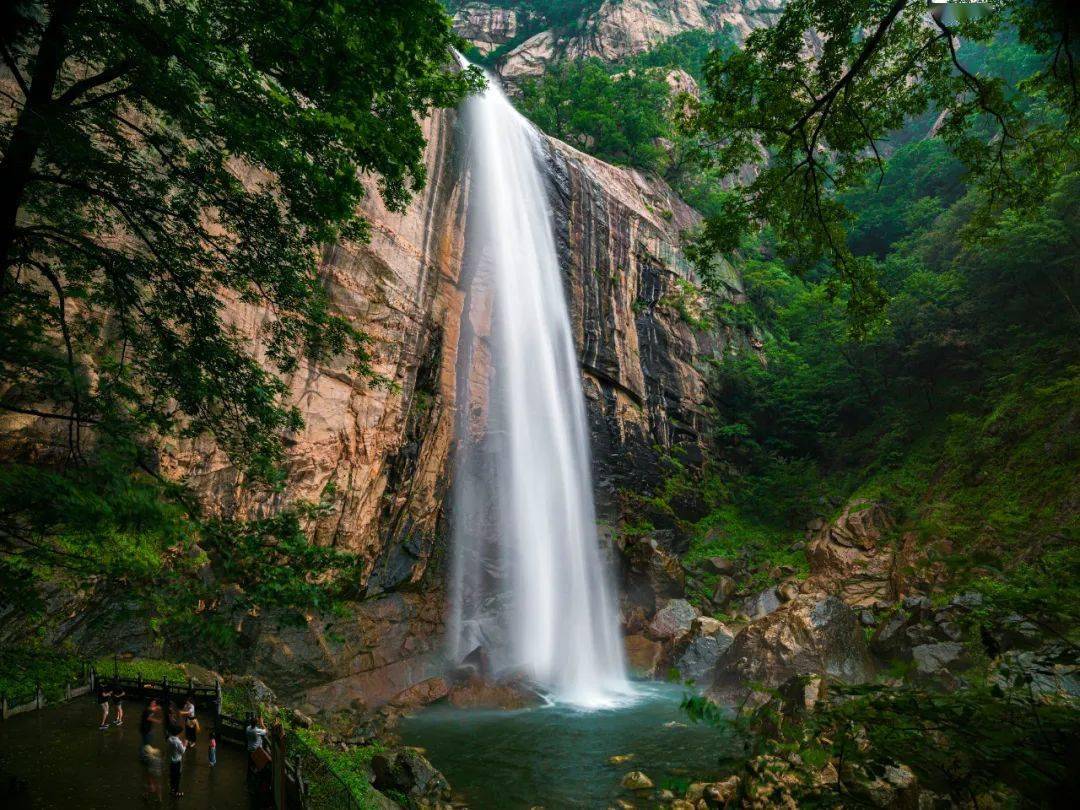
88 666 222 716
1 663 91 720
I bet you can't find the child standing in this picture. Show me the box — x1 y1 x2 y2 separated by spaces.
208 731 217 767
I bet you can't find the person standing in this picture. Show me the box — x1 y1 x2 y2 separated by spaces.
245 715 268 754
111 681 125 726
140 743 163 802
96 681 112 730
180 696 198 750
166 725 187 798
140 699 162 746
208 730 217 767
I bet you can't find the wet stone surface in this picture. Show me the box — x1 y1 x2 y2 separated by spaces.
0 696 249 809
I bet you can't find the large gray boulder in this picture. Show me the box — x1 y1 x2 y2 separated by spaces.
912 642 970 677
741 587 781 619
647 598 699 641
711 595 875 704
675 624 735 685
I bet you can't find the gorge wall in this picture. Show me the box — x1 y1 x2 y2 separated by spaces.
452 1 785 79
189 105 747 709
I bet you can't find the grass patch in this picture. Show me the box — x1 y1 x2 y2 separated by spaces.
289 726 387 810
94 656 188 684
684 504 805 609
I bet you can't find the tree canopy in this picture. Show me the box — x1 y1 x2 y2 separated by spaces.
687 0 1080 329
0 0 479 644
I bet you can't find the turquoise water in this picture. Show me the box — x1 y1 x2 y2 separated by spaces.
400 683 739 809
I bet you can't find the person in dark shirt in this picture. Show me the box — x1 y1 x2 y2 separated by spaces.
96 683 112 730
140 699 162 745
111 681 126 726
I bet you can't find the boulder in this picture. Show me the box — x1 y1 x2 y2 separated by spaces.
624 634 664 678
711 596 875 705
806 500 900 607
992 645 1080 697
776 582 799 603
619 535 686 614
692 616 728 637
675 632 733 685
648 599 699 641
711 575 737 606
290 708 314 728
911 642 970 677
703 775 741 807
371 748 450 804
685 782 709 801
871 607 940 663
849 763 919 809
447 673 542 709
705 557 738 575
741 587 781 620
620 771 654 790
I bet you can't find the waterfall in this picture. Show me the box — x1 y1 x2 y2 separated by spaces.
447 57 631 708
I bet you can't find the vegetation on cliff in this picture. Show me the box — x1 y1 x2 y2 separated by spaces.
656 2 1080 805
0 0 480 648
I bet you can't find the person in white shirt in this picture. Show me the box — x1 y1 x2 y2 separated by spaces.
245 715 268 752
180 696 198 749
166 725 188 798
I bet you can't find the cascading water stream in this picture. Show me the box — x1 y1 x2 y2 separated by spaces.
447 56 631 709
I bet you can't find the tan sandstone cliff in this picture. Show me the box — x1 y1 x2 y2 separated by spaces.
185 98 750 709
453 1 786 80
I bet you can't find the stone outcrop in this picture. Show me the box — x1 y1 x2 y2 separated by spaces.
710 595 875 704
371 748 452 806
452 2 527 55
624 633 665 677
647 598 699 640
245 592 445 713
542 137 749 500
674 619 735 684
806 500 921 607
495 1 786 79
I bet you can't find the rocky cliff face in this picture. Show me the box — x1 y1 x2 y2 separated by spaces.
183 103 741 709
453 1 786 80
452 2 528 55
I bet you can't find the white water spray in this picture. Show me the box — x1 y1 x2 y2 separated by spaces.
447 58 631 708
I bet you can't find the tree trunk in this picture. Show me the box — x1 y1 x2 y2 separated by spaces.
0 0 81 288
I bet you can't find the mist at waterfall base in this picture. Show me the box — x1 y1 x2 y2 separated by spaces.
446 56 630 709
401 683 738 809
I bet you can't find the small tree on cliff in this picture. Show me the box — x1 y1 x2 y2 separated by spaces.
0 0 480 639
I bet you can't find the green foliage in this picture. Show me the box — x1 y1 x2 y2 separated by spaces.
94 656 187 684
702 158 1079 547
687 672 1080 807
0 644 83 703
688 0 1080 329
659 278 712 330
518 58 671 171
621 28 737 85
289 726 387 810
0 2 479 645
